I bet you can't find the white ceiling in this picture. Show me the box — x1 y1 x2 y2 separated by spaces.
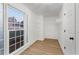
24 3 63 17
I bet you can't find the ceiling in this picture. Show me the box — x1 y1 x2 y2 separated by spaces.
24 3 63 17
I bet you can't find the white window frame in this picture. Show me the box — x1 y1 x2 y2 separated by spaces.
4 3 28 55
0 3 4 55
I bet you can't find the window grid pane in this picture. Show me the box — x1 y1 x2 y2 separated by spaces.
8 5 24 54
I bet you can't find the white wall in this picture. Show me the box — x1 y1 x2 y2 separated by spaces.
36 16 44 41
56 6 64 53
43 17 59 39
8 3 43 55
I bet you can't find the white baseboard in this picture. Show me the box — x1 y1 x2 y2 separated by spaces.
38 38 44 41
44 38 58 40
38 38 58 41
58 39 64 54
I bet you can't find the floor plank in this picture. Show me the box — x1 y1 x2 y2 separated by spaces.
20 39 63 55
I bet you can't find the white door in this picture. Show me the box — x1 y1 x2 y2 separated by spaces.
63 3 76 55
76 3 79 54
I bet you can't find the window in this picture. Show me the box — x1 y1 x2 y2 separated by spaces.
8 5 24 54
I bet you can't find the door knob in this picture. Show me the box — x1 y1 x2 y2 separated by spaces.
64 46 66 49
69 37 74 40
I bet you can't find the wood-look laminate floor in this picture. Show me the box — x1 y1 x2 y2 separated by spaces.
20 39 63 55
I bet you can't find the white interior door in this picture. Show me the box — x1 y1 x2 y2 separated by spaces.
76 3 79 55
63 3 76 55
